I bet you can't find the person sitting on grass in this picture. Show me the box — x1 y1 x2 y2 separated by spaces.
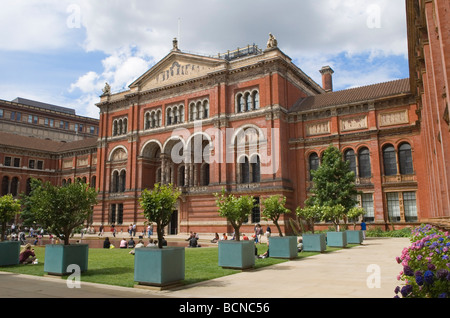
19 244 36 264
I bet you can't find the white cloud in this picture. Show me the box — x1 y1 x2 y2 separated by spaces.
0 0 410 117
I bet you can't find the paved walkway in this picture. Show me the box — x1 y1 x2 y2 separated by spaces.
0 237 409 299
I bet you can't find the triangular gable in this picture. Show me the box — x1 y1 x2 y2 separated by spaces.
129 51 225 92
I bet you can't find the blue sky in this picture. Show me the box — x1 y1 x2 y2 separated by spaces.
0 0 410 119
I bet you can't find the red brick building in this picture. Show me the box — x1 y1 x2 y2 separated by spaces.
1 0 449 234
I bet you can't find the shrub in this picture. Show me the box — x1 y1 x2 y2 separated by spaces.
394 224 450 298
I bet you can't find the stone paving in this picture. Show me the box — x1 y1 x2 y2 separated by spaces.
0 237 409 299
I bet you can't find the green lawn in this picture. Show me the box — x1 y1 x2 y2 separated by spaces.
0 243 352 288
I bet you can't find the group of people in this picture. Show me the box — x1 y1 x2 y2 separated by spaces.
98 224 154 238
102 236 166 253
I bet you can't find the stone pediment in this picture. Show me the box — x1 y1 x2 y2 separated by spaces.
129 52 225 92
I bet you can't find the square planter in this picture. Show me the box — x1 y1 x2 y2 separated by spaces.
0 241 20 266
218 240 255 270
134 246 185 287
346 230 363 244
302 234 326 252
269 236 298 259
326 231 348 247
44 244 89 276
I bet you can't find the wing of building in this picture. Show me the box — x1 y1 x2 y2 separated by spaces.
1 0 449 234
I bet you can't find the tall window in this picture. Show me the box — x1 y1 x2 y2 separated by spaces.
240 156 250 184
251 197 261 224
386 192 401 222
383 145 397 176
309 153 319 181
112 171 119 193
403 192 417 222
361 193 374 222
344 149 356 176
358 148 371 178
251 155 261 183
398 143 414 175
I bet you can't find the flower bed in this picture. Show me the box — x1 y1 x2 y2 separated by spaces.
395 224 450 298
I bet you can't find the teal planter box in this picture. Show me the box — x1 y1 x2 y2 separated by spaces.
44 244 89 275
269 236 298 259
218 240 255 270
302 234 326 252
346 230 363 244
327 231 348 247
0 241 20 266
134 247 185 287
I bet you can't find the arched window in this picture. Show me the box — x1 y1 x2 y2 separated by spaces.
112 171 119 193
398 143 413 175
113 121 118 136
237 94 244 113
26 178 32 195
240 156 250 184
344 149 356 176
1 176 9 195
309 153 320 181
358 148 371 178
246 93 252 111
253 91 260 110
119 170 126 192
251 155 261 183
91 176 97 189
383 145 397 176
203 101 209 119
145 113 151 129
10 177 19 196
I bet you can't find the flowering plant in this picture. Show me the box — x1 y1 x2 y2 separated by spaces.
395 224 450 298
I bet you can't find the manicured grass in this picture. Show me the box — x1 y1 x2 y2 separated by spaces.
0 243 356 288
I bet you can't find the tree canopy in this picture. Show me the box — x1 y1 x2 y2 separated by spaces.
23 179 98 245
215 189 255 241
261 195 290 236
0 194 21 241
305 145 360 230
140 183 181 248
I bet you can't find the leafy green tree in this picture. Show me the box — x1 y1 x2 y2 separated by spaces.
295 204 322 234
306 145 359 229
0 194 21 242
321 204 347 231
23 179 98 245
140 183 181 249
347 206 366 230
215 189 255 242
261 195 290 236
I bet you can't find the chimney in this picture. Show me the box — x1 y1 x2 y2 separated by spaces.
320 66 334 92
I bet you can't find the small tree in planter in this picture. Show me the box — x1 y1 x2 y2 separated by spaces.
322 204 348 247
261 195 290 237
23 179 97 274
139 183 181 249
261 195 297 259
347 207 366 230
0 194 22 266
0 194 21 242
215 189 255 269
136 183 184 287
295 204 326 252
295 204 322 234
346 206 366 244
214 189 255 241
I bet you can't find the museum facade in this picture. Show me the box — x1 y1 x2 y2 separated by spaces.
1 0 449 234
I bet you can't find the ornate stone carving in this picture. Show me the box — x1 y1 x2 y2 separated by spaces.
340 115 368 132
111 148 127 161
379 109 409 127
77 157 88 167
306 121 330 136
